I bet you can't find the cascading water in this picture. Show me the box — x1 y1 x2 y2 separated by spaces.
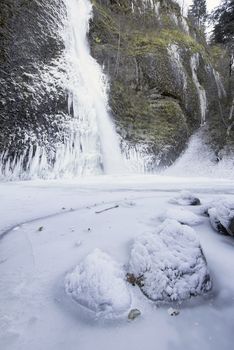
64 0 124 175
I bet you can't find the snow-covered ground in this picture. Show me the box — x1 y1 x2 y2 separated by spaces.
1 175 234 350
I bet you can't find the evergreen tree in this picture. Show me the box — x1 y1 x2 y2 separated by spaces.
210 0 234 46
188 0 207 27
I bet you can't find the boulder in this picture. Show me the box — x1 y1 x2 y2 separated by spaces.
127 219 211 302
65 249 131 318
208 200 234 237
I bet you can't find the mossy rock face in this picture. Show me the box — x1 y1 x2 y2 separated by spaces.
90 0 225 166
111 79 188 166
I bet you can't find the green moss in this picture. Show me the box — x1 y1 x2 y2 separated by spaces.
110 80 188 149
127 29 206 56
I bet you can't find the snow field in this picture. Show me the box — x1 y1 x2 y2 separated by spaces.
1 177 234 350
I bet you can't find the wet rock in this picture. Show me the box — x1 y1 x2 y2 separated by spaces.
128 309 141 321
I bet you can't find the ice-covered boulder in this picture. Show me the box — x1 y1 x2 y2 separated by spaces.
170 191 201 206
160 207 203 226
65 249 131 318
127 219 211 302
208 200 234 237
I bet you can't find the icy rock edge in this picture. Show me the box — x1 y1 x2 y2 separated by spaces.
169 191 201 206
127 219 212 302
65 249 131 319
207 200 234 237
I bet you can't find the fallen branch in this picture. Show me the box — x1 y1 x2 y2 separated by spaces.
95 205 119 214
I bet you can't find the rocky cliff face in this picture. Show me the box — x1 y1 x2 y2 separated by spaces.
0 0 232 178
0 0 69 177
89 0 232 167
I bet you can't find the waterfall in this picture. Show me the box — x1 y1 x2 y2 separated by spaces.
0 0 125 180
190 54 207 127
64 0 124 175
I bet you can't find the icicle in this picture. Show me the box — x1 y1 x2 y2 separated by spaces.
190 54 207 127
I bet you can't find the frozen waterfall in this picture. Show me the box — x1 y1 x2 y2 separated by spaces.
64 0 124 175
0 0 125 180
190 54 207 127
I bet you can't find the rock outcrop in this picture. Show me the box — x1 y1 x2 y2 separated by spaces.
0 0 232 177
89 0 232 168
0 0 69 178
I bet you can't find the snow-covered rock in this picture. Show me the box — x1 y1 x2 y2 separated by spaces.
65 249 131 318
169 191 201 206
208 200 234 236
160 207 203 226
127 219 211 302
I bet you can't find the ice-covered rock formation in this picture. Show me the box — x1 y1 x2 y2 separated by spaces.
127 219 211 302
169 191 201 206
208 200 234 237
65 249 131 318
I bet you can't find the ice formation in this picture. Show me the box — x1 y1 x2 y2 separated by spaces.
208 200 234 236
0 0 125 179
190 54 207 126
168 44 187 93
65 249 131 317
128 219 212 302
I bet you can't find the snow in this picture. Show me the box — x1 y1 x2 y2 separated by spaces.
160 207 203 225
0 175 234 350
128 219 211 302
65 248 131 318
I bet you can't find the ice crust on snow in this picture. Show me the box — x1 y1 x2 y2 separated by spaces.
160 207 203 226
65 249 131 317
128 219 211 302
169 190 201 206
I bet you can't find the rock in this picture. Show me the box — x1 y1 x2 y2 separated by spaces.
0 0 232 175
65 249 131 318
128 309 141 321
229 218 234 236
89 0 231 167
208 200 234 237
167 307 180 316
38 226 43 232
127 219 211 302
169 191 201 206
0 0 68 179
